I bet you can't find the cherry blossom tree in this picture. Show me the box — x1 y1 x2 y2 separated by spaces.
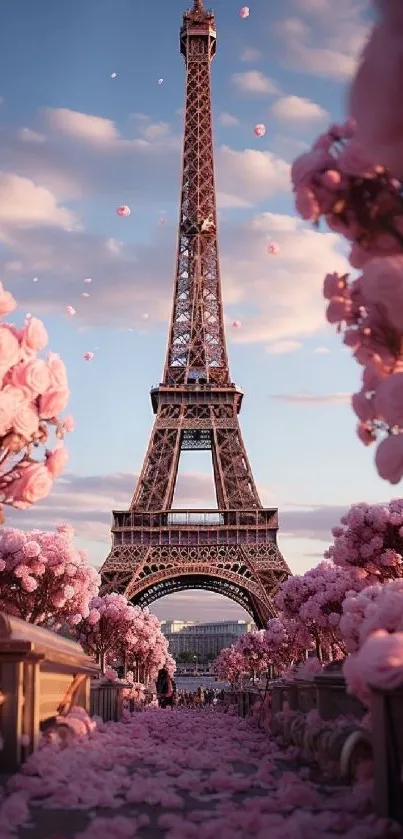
0 525 100 626
76 594 174 679
274 561 365 659
236 630 271 681
289 7 403 485
264 617 308 674
213 644 248 686
326 500 403 582
0 283 74 521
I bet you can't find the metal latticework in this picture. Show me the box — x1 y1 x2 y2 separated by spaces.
99 0 290 627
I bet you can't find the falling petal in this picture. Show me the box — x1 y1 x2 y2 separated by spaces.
142 313 150 320
267 241 279 255
25 313 32 320
157 78 164 85
84 277 92 284
240 6 250 18
116 205 131 217
32 277 39 283
82 292 90 298
110 72 117 79
254 123 266 138
66 306 76 316
232 320 242 328
83 351 94 361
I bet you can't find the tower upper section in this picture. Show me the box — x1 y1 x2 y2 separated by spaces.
162 0 230 389
180 0 217 64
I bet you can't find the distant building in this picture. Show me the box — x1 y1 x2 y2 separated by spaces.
161 619 255 665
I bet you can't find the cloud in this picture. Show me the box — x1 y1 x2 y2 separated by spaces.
231 71 279 95
269 392 350 404
6 471 353 563
218 112 240 127
6 471 216 560
270 95 329 126
266 340 302 355
313 346 330 354
0 172 76 231
220 212 349 349
275 3 369 81
217 147 290 205
280 504 348 541
44 108 119 144
240 47 262 63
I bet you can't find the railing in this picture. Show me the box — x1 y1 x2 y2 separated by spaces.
0 613 99 773
112 508 278 529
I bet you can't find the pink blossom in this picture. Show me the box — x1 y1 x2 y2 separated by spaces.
47 353 68 387
375 434 403 484
0 326 20 372
7 463 53 506
21 316 48 352
39 387 70 419
338 141 376 178
62 414 75 432
45 446 68 477
11 359 51 396
291 149 333 188
0 282 16 317
361 255 403 333
294 186 320 221
12 404 39 440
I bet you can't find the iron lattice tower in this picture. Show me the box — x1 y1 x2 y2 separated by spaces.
99 0 290 627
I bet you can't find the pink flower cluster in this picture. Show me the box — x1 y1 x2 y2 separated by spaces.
264 617 306 673
236 629 272 676
326 500 403 582
213 644 248 685
0 525 100 626
290 78 403 483
291 120 402 269
340 578 403 653
274 561 366 658
344 630 403 706
0 284 74 517
322 262 403 481
76 593 174 680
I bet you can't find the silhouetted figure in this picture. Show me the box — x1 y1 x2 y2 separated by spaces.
156 667 175 709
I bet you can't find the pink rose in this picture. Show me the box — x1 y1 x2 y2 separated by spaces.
11 359 51 396
0 325 20 373
47 353 68 388
46 446 68 477
21 317 48 352
39 387 70 419
0 389 19 436
375 434 403 483
374 373 403 427
0 282 16 317
12 404 39 440
7 463 53 505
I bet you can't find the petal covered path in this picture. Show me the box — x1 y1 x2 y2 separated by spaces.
0 708 401 839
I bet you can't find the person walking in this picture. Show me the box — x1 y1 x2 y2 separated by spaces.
156 667 175 709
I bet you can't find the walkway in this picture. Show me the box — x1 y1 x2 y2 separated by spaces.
0 708 400 839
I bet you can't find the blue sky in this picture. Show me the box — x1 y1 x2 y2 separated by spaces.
1 0 390 622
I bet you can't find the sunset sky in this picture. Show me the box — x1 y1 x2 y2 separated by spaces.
1 0 391 622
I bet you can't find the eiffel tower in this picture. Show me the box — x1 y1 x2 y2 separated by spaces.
99 0 290 627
